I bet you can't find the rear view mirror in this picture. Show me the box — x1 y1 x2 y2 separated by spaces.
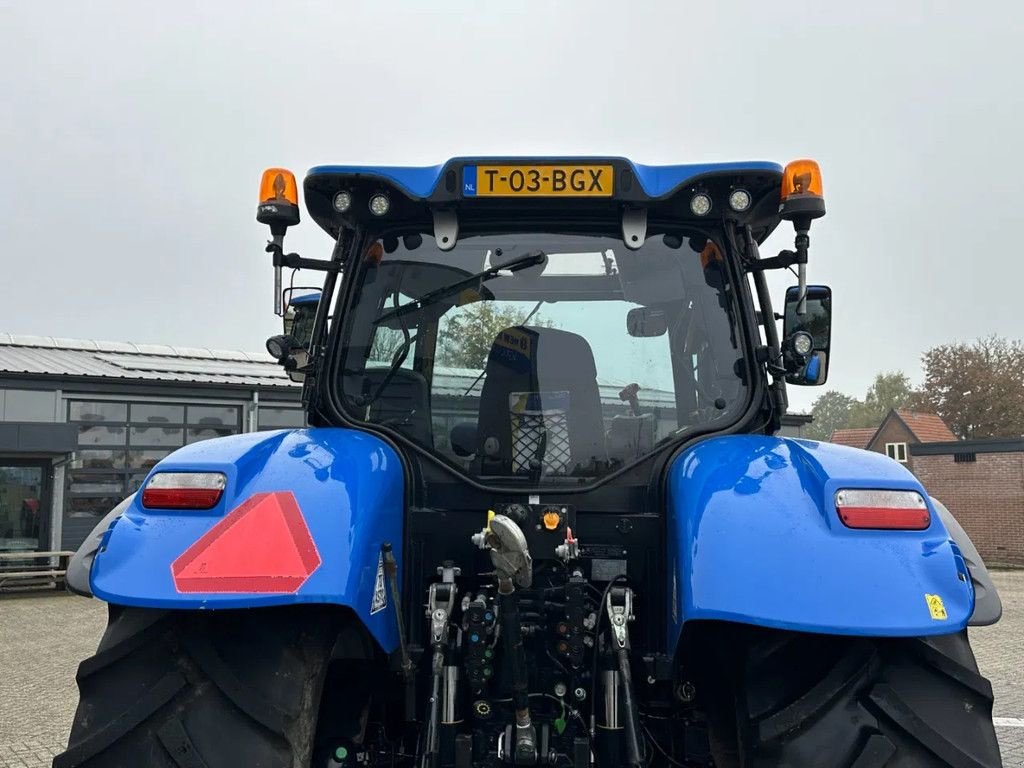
283 289 322 347
782 285 832 385
626 306 668 337
274 289 322 383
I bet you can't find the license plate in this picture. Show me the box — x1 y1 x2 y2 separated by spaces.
464 164 614 197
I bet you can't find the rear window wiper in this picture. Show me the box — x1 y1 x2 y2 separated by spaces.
373 250 546 326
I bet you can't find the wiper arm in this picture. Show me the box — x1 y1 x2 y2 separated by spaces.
374 250 546 327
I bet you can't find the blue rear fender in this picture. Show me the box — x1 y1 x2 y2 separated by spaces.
89 427 405 652
666 435 973 651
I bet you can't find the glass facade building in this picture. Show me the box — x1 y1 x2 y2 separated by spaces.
0 335 305 553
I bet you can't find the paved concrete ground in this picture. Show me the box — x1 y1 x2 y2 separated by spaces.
973 570 1024 766
1 572 1022 767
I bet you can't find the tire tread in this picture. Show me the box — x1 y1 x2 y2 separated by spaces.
53 607 343 768
733 630 1001 768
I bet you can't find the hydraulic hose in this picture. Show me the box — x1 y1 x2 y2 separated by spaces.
499 582 538 764
616 646 643 768
421 644 444 768
499 587 529 713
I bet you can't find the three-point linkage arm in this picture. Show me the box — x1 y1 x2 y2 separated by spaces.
422 567 459 768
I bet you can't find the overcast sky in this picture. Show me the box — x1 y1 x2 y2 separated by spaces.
4 1 1022 412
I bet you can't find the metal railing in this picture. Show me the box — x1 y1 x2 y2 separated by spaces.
0 550 75 592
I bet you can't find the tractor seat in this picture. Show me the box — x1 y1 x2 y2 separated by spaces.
476 326 607 476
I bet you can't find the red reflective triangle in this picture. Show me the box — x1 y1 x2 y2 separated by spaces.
172 491 321 593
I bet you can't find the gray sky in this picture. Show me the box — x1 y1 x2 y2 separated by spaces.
4 1 1023 412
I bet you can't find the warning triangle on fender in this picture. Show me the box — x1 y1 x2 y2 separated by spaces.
172 491 321 593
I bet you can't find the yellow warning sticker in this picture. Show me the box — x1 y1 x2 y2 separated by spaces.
925 593 948 620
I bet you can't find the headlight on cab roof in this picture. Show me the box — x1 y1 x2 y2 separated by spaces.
142 472 227 510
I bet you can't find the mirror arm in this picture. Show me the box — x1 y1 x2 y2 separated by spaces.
283 357 314 374
744 230 811 315
743 247 806 273
270 233 285 316
267 241 344 273
793 228 810 315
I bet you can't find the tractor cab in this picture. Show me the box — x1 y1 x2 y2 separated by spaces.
260 158 832 488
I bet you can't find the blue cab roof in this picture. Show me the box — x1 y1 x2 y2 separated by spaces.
306 157 783 200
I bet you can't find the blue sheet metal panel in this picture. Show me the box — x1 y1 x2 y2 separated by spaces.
665 435 973 650
90 427 405 652
629 160 782 198
289 292 321 305
307 163 447 199
307 159 783 201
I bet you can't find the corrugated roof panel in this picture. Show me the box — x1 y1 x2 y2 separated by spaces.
8 334 61 348
215 350 245 362
131 343 180 356
96 353 282 378
93 340 144 354
0 334 295 388
169 346 216 359
51 337 101 351
0 346 109 377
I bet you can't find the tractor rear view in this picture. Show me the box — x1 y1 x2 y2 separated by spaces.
56 157 1003 767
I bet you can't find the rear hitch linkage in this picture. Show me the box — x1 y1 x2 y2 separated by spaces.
422 565 460 768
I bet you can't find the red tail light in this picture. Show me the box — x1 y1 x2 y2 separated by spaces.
835 489 930 530
142 472 226 510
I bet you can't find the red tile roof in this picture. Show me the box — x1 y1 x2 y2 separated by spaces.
829 428 877 449
896 410 957 443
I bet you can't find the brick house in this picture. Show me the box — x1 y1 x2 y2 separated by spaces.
830 409 957 474
831 410 1024 566
912 439 1024 567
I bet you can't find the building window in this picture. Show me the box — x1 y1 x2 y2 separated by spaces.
885 442 908 463
257 406 307 429
130 403 185 423
953 452 977 463
64 399 243 524
69 401 127 422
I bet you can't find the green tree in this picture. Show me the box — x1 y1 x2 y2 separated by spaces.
912 335 1024 439
368 326 408 363
438 302 551 369
846 372 914 428
806 390 858 440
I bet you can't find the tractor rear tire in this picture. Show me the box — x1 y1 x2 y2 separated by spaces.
54 604 343 768
733 628 1002 768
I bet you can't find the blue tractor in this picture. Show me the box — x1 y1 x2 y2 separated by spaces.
58 158 1003 768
